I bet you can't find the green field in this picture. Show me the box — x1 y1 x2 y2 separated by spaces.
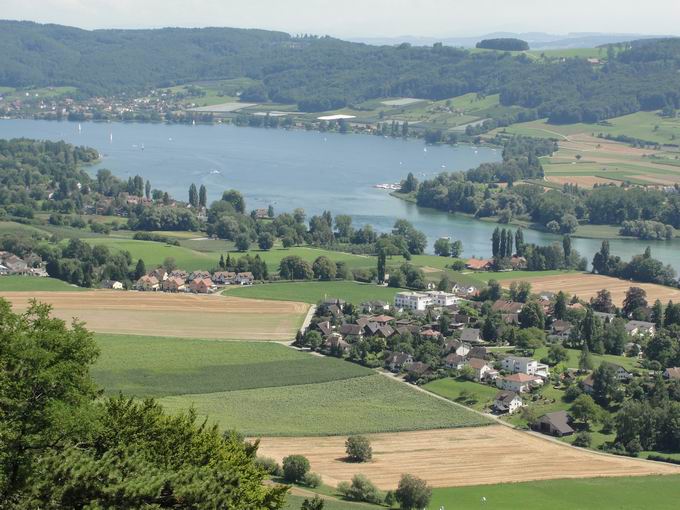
227 247 376 271
424 378 499 411
224 281 402 304
428 475 680 510
283 495 378 510
159 373 491 436
532 346 640 371
0 276 85 292
93 334 371 397
503 111 680 146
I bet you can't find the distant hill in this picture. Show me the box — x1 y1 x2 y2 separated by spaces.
1 20 680 122
350 32 676 49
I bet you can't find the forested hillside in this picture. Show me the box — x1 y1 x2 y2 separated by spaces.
1 20 680 119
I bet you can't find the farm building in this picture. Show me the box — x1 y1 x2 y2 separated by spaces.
534 411 575 437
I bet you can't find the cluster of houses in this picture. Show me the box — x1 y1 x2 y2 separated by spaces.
0 251 48 277
110 267 255 293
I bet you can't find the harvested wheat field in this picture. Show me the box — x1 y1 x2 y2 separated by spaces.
0 291 308 340
503 273 680 307
258 426 680 490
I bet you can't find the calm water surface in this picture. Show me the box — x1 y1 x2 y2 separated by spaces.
1 119 678 271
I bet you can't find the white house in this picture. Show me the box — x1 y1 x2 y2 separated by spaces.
500 356 550 378
467 358 493 381
394 291 432 311
625 320 656 337
426 291 459 307
493 391 523 414
496 373 543 393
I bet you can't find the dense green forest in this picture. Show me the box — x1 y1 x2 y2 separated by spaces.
1 20 680 119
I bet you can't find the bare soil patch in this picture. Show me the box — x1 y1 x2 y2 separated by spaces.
502 273 680 306
258 426 680 490
0 290 307 340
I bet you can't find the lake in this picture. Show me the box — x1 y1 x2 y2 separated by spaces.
1 119 679 271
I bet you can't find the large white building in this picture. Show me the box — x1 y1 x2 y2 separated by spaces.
394 291 459 311
395 292 432 311
501 356 550 378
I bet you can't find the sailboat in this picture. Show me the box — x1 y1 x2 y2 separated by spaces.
78 123 82 133
109 132 113 143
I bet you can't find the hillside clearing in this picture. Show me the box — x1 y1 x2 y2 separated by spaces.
224 281 402 304
0 291 307 340
257 426 680 490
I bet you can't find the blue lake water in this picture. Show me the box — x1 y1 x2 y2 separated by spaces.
1 119 678 271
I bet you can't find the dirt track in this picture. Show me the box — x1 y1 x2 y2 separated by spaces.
258 426 680 490
0 291 308 340
503 273 680 307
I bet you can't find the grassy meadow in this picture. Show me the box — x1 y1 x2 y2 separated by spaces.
224 281 403 303
424 378 499 411
428 475 680 510
159 373 491 436
0 276 85 292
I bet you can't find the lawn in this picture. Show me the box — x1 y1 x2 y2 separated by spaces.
93 334 371 397
283 495 378 510
159 374 491 436
224 281 403 304
424 378 499 411
83 238 219 271
532 346 640 371
428 475 680 510
0 276 85 292
227 247 376 272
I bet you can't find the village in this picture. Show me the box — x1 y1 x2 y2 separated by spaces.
298 284 676 442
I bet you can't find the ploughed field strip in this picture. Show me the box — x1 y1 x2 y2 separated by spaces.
502 274 680 307
0 290 307 340
258 427 680 490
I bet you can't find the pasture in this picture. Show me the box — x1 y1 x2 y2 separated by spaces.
93 334 370 397
502 273 680 307
428 475 680 510
0 291 307 340
258 426 680 489
224 281 402 304
424 378 499 411
0 276 85 292
159 374 490 436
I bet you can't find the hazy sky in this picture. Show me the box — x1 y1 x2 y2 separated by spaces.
4 0 680 37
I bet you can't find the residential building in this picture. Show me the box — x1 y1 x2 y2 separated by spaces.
135 275 159 291
491 300 524 314
460 328 481 344
162 276 186 293
444 353 466 370
234 272 254 285
493 391 523 414
100 279 124 290
394 291 432 311
468 358 493 381
323 333 350 354
189 277 216 294
443 339 471 357
426 291 459 307
465 258 493 271
625 320 656 337
212 271 236 284
385 352 414 372
496 373 543 393
501 356 549 378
